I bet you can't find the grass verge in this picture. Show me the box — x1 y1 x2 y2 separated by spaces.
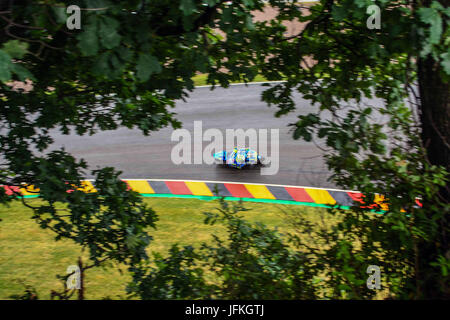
0 198 332 300
191 74 272 87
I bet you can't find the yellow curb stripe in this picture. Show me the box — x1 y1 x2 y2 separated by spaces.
305 188 336 205
375 194 389 211
185 181 214 196
79 180 97 193
20 185 40 196
244 184 276 199
126 180 155 194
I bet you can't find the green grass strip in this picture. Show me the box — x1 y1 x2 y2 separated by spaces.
22 193 384 214
140 193 352 209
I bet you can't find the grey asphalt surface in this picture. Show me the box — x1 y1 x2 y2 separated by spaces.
49 83 337 188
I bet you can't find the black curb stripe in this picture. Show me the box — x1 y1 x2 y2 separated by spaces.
205 183 232 197
267 186 295 201
328 190 354 207
148 181 171 194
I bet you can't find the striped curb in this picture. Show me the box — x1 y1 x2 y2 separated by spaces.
1 179 417 211
120 179 395 210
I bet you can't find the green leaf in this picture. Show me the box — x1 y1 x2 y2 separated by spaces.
419 7 442 44
0 50 12 82
429 15 443 44
205 0 218 6
136 54 162 82
51 7 67 24
77 23 99 56
418 8 436 24
245 15 255 30
332 5 347 21
355 0 371 8
92 52 111 76
222 6 233 24
99 17 121 49
11 63 35 81
180 0 196 16
109 53 124 77
116 46 133 62
2 40 29 59
440 52 450 75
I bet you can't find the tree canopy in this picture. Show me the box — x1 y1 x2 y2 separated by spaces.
0 0 448 299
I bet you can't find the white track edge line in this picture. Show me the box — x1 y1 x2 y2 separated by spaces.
194 80 286 89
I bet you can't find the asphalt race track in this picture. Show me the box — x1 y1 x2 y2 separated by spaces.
49 83 341 188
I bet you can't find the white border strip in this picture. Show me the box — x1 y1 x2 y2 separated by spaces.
195 80 286 89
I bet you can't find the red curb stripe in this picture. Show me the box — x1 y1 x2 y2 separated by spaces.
347 192 364 203
415 199 423 207
347 192 382 209
123 180 132 191
165 181 192 195
284 187 314 202
1 185 20 195
224 183 253 198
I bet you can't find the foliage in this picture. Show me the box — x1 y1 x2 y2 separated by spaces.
8 282 39 300
127 198 416 299
0 0 448 299
285 206 414 299
0 0 273 275
128 199 317 299
0 197 311 299
253 0 450 298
